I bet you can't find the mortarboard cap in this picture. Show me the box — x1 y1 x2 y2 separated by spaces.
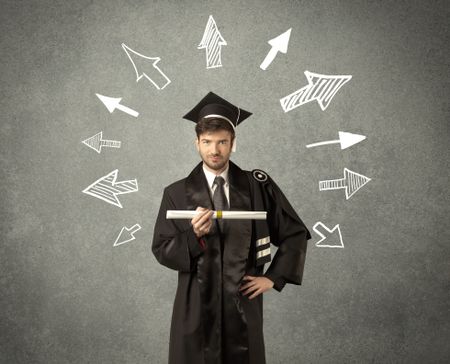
183 92 252 152
183 91 252 127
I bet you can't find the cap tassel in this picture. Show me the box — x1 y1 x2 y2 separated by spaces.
232 136 237 152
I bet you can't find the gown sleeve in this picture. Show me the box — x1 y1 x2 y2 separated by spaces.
152 187 205 272
262 177 311 292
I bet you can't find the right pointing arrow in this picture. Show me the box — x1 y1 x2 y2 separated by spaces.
319 168 371 200
313 222 344 248
306 131 366 150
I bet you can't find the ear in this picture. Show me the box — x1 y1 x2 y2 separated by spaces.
195 138 200 151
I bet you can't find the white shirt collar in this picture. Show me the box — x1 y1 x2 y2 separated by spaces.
202 163 229 189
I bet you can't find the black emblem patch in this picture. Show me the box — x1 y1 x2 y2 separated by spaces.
252 169 268 182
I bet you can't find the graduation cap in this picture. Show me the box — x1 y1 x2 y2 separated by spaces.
183 92 252 151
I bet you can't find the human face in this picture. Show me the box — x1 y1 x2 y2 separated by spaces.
196 130 233 173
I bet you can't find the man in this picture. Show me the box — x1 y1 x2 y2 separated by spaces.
152 92 311 364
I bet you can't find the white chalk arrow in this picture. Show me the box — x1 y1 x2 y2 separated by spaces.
260 28 292 70
280 71 352 112
198 15 227 69
121 43 171 90
82 131 121 154
114 223 142 247
96 93 139 117
82 169 138 208
319 168 371 200
313 222 344 248
306 131 366 150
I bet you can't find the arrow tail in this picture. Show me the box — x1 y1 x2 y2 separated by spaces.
101 140 121 148
117 104 139 117
319 178 346 191
260 47 278 70
306 139 339 148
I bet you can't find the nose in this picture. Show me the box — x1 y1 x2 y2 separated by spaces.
211 143 219 154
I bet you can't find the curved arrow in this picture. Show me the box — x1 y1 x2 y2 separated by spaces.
306 131 366 150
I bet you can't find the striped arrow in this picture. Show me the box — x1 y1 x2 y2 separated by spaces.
82 169 138 208
319 168 371 200
82 131 121 154
306 131 366 150
280 71 352 112
198 15 227 69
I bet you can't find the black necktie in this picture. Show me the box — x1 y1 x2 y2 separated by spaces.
213 176 228 232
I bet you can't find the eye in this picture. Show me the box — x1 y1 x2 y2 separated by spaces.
219 140 228 145
202 140 210 145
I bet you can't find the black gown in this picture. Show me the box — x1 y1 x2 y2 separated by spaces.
152 161 311 364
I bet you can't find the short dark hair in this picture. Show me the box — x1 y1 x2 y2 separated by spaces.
195 118 235 140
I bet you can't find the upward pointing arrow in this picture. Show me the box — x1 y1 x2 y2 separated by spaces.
260 28 292 70
198 15 227 69
96 93 139 117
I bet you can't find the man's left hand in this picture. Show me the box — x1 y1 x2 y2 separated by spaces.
239 275 274 299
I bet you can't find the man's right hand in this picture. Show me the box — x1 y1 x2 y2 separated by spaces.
191 207 214 238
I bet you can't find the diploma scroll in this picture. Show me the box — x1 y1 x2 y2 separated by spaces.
166 210 267 220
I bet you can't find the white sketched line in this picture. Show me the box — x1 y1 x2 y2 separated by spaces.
114 224 142 247
96 93 139 117
306 131 366 150
260 28 291 70
82 131 121 154
280 71 352 112
122 43 171 90
82 169 138 208
313 222 344 248
198 15 227 69
319 168 371 200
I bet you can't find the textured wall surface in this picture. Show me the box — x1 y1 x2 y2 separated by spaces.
1 0 448 363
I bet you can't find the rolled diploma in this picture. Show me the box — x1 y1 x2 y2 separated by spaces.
166 210 267 220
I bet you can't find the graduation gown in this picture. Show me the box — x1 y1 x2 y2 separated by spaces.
152 161 311 364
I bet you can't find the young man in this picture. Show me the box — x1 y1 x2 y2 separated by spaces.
152 92 311 364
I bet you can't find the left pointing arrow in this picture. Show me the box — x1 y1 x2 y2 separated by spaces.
82 131 121 153
82 169 138 208
96 93 139 117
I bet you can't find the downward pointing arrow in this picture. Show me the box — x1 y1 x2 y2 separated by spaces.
306 131 366 150
96 93 139 117
260 28 292 70
313 222 344 248
114 224 142 247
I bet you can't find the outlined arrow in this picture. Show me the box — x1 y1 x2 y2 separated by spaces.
319 168 371 200
280 71 352 112
114 223 142 247
306 131 366 150
198 15 227 69
260 28 292 70
82 131 121 154
96 93 139 117
82 169 138 208
313 222 344 248
121 43 171 90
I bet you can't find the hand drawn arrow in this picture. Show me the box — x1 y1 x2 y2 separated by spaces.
280 71 352 112
114 223 142 247
319 168 371 200
82 169 138 208
198 15 227 69
96 93 139 117
313 222 344 248
121 43 171 90
306 131 366 150
82 131 121 154
260 28 292 70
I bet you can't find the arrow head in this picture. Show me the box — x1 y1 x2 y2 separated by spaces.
343 168 371 199
338 131 366 150
96 93 122 113
268 28 292 53
82 131 103 153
